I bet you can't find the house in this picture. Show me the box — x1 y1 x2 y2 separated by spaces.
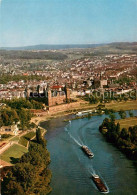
0 124 19 135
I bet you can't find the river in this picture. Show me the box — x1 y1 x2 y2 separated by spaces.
41 110 137 195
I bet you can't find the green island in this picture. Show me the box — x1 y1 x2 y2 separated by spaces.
1 128 52 195
99 116 137 161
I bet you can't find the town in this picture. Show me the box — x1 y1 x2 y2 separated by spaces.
0 48 137 101
0 44 137 195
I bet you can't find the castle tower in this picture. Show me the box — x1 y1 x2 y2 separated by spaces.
100 72 103 80
37 85 40 94
66 88 70 100
25 86 31 98
47 89 52 106
64 84 70 100
37 85 43 95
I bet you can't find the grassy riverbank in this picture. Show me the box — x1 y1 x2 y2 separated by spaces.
116 117 137 129
105 100 137 111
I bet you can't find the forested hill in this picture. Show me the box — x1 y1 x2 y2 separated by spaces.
0 44 104 50
0 42 137 51
0 50 68 60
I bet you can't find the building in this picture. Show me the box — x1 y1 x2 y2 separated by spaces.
0 123 19 135
27 84 71 107
46 85 71 106
100 80 108 88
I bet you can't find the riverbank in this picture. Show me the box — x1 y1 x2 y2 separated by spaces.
116 116 137 129
1 100 137 166
105 100 137 111
99 116 137 161
31 100 137 126
31 102 98 125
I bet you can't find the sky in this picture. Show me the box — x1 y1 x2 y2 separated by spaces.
0 0 137 47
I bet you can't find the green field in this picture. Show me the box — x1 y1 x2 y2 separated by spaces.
1 144 28 164
116 117 137 129
19 131 36 147
106 100 137 111
10 136 20 142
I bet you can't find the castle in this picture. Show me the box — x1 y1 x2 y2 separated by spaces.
26 84 71 107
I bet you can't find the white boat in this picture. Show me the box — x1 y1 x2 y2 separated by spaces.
76 110 93 116
76 112 82 116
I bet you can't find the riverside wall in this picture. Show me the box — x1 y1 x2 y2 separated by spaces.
48 102 81 114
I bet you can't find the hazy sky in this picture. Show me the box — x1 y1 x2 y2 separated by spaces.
0 0 137 47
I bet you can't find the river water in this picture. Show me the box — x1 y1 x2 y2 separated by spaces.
41 110 137 195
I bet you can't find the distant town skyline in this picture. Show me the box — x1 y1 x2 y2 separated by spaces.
0 0 137 47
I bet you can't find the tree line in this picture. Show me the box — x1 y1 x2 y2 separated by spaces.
0 74 47 84
82 90 137 105
0 50 67 60
0 98 44 129
3 98 44 110
0 107 32 130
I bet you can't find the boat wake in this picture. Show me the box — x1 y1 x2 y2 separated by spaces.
65 119 109 193
65 127 82 147
78 136 84 145
88 167 96 175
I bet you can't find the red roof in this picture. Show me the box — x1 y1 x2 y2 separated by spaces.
51 85 63 89
23 73 28 76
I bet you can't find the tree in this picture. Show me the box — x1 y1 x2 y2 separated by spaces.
36 128 46 147
119 110 126 119
18 109 32 130
1 112 9 126
116 122 121 135
36 128 43 144
129 125 137 143
109 114 116 122
12 110 19 123
120 128 129 140
128 111 134 117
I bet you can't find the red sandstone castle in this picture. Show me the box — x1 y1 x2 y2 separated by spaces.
47 85 70 106
27 84 71 107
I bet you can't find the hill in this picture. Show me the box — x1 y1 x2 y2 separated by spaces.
0 44 104 51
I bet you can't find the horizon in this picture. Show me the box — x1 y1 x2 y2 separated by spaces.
0 0 137 47
0 41 137 49
0 41 137 48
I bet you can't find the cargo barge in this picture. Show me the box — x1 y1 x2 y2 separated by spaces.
81 145 94 158
91 174 108 193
